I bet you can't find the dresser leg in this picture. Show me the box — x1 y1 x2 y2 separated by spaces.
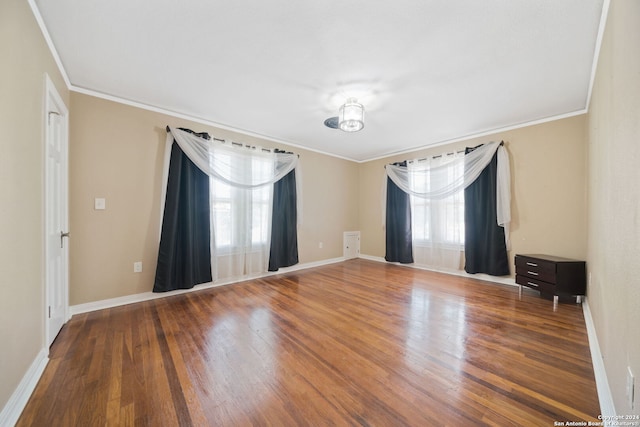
576 295 583 304
518 285 522 300
553 295 558 312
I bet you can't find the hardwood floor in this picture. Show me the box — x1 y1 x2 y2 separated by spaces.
17 259 600 426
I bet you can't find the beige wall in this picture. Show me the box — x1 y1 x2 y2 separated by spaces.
587 0 640 414
70 95 589 299
0 0 69 412
69 93 359 305
4 0 634 417
358 115 588 272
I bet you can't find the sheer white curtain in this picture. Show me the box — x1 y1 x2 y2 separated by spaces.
410 152 466 270
210 151 274 279
166 127 298 188
386 141 507 201
162 127 300 282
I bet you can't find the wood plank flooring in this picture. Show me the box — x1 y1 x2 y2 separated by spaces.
17 259 600 426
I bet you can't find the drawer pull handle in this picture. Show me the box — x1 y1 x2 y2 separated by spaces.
527 282 539 288
527 271 539 276
526 262 538 267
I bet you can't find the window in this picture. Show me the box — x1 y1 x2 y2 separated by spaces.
158 127 299 285
210 153 273 253
411 193 465 247
409 153 465 248
385 141 508 271
409 152 465 269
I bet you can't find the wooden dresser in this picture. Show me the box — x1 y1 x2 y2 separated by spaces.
514 254 586 303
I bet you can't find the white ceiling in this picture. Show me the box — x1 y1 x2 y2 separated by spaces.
34 0 606 162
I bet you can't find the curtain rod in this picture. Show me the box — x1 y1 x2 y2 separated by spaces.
166 125 298 156
420 150 466 161
386 140 504 166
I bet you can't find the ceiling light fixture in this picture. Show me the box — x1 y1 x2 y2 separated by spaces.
323 98 366 132
338 98 365 132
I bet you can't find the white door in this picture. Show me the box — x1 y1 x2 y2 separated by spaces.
45 75 69 348
343 231 360 259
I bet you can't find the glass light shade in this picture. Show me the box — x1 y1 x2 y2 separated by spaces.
338 98 365 132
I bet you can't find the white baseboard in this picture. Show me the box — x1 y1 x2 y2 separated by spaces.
582 297 616 417
70 256 346 315
358 253 517 287
0 348 48 427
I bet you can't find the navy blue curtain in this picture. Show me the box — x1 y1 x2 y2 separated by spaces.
153 129 212 292
464 145 509 276
268 164 299 271
385 162 414 263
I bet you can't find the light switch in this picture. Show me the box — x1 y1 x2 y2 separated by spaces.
94 198 106 210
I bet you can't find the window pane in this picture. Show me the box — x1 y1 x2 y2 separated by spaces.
409 157 464 247
213 200 231 247
210 153 272 251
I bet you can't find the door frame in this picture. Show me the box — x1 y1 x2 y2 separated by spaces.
43 73 70 348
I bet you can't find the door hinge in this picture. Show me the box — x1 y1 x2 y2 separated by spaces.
60 231 70 248
48 306 51 319
48 111 60 125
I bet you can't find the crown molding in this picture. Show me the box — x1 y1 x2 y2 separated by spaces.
28 0 71 89
585 0 611 111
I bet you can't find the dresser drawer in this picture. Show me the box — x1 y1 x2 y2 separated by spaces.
516 274 556 294
515 255 556 283
514 254 586 301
